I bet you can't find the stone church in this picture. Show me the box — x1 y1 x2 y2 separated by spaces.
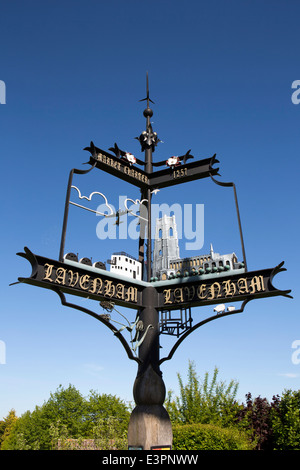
152 215 243 281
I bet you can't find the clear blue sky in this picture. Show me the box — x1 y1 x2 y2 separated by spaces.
1 0 299 420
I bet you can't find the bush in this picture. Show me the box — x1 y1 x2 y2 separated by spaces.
172 423 255 450
235 393 280 450
271 390 300 450
165 361 240 427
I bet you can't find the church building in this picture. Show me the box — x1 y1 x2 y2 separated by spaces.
152 215 243 281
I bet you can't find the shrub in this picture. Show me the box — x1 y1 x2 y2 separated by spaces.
172 423 255 450
165 361 240 427
271 389 300 450
235 393 280 450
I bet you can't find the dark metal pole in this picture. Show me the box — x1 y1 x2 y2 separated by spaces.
128 75 172 449
59 162 97 262
59 168 74 262
144 133 153 282
138 80 157 372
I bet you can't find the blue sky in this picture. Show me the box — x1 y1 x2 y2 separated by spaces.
0 0 299 420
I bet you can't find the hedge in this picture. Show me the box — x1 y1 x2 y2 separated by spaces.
172 423 255 450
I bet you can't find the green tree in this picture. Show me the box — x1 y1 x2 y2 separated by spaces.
2 384 130 450
165 361 240 427
86 390 130 436
92 416 128 450
0 419 6 446
271 389 300 450
43 384 87 439
0 409 18 449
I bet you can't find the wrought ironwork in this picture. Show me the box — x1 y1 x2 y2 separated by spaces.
209 154 248 272
13 73 292 380
159 299 252 365
160 307 193 337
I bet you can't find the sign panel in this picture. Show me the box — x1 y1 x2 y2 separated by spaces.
15 249 291 313
87 145 219 190
154 263 292 310
89 150 149 189
16 247 144 309
149 156 218 189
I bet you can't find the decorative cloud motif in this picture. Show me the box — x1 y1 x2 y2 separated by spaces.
70 185 114 217
70 186 160 223
124 197 148 222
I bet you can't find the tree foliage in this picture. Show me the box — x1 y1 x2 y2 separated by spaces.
271 389 300 450
0 410 18 449
235 392 280 450
165 361 240 427
1 364 300 451
172 423 255 450
166 361 300 451
1 384 130 450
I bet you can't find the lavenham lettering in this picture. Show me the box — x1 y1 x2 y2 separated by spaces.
104 280 115 298
44 264 54 282
184 285 195 301
208 282 222 300
174 287 184 303
126 286 138 303
249 275 265 294
116 283 125 299
68 270 79 287
197 284 207 299
79 274 90 290
42 263 138 304
163 288 172 305
89 277 102 294
41 262 271 310
163 274 266 306
237 277 248 294
222 279 236 297
55 267 67 285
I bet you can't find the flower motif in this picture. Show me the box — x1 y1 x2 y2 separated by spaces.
124 152 136 164
166 156 180 167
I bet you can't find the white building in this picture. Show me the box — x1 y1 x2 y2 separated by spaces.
109 252 142 280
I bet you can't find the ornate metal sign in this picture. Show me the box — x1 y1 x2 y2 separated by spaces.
86 143 150 189
86 141 219 190
13 74 292 450
16 247 144 309
16 248 291 316
155 263 291 310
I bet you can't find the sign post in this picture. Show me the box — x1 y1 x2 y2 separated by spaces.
14 75 292 450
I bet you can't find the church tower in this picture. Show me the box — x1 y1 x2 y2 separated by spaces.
152 215 180 279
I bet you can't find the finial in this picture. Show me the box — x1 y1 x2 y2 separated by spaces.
139 72 154 118
135 72 160 153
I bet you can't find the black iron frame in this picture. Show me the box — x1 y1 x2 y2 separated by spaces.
14 74 292 377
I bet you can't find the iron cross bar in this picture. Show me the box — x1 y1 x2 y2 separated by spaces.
85 144 220 190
